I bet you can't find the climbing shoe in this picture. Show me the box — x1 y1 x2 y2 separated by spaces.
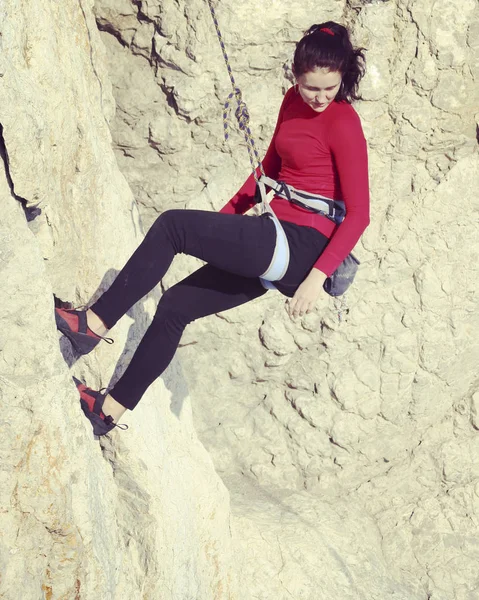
55 307 113 355
73 377 128 437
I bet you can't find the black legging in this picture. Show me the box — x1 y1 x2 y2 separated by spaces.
91 209 328 409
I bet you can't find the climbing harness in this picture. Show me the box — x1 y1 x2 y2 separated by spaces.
206 2 358 298
257 177 360 297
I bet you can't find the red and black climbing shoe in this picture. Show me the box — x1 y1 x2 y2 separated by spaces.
55 308 113 355
73 377 128 437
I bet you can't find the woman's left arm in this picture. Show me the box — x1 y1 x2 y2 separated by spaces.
313 110 370 277
288 110 370 318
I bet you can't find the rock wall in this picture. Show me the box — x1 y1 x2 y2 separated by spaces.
0 1 238 599
1 0 478 598
93 0 479 599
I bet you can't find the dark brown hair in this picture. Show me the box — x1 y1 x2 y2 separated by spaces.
293 22 366 103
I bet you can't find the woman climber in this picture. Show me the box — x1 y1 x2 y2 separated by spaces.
55 22 370 436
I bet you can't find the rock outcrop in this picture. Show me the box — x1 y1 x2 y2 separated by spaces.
1 0 478 598
1 1 237 598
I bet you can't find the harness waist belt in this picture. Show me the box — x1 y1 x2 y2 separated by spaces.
260 175 346 224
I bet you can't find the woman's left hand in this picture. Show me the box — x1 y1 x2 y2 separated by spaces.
288 268 327 318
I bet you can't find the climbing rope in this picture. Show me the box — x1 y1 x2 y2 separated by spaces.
206 0 265 181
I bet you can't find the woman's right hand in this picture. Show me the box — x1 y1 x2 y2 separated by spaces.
287 268 327 318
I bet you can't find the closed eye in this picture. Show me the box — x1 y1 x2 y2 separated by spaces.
306 85 338 91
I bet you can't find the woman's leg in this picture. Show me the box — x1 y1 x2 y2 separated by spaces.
90 210 276 330
102 264 267 417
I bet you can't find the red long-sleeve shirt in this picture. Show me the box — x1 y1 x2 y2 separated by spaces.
219 87 370 276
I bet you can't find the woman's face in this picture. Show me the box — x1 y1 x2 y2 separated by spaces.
296 68 342 113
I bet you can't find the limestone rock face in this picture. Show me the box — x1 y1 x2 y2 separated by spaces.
93 0 479 598
1 1 237 599
2 0 479 598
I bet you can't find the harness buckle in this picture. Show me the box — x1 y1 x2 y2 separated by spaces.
254 182 262 204
277 180 292 201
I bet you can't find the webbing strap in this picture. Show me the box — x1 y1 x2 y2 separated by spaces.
260 175 346 224
260 216 290 284
206 1 265 182
254 179 290 282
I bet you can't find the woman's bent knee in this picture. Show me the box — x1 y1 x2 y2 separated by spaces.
151 209 181 230
147 209 189 252
154 287 194 327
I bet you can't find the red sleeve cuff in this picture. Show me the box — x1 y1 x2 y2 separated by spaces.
313 255 337 278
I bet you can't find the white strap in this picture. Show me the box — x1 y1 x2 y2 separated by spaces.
256 179 290 284
259 215 289 282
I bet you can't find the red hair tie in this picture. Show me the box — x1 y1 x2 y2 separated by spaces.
320 27 335 36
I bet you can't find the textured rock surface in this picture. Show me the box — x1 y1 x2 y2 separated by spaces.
0 1 238 599
93 0 479 599
2 0 479 598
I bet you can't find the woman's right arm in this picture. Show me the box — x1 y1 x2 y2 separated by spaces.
219 87 295 215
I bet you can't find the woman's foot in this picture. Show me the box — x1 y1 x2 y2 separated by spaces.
102 393 127 423
73 377 128 436
55 307 113 355
86 309 109 338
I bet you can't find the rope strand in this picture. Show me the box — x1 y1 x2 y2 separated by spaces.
207 0 265 181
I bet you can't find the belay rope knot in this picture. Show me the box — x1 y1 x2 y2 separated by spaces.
223 87 250 138
207 0 265 182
